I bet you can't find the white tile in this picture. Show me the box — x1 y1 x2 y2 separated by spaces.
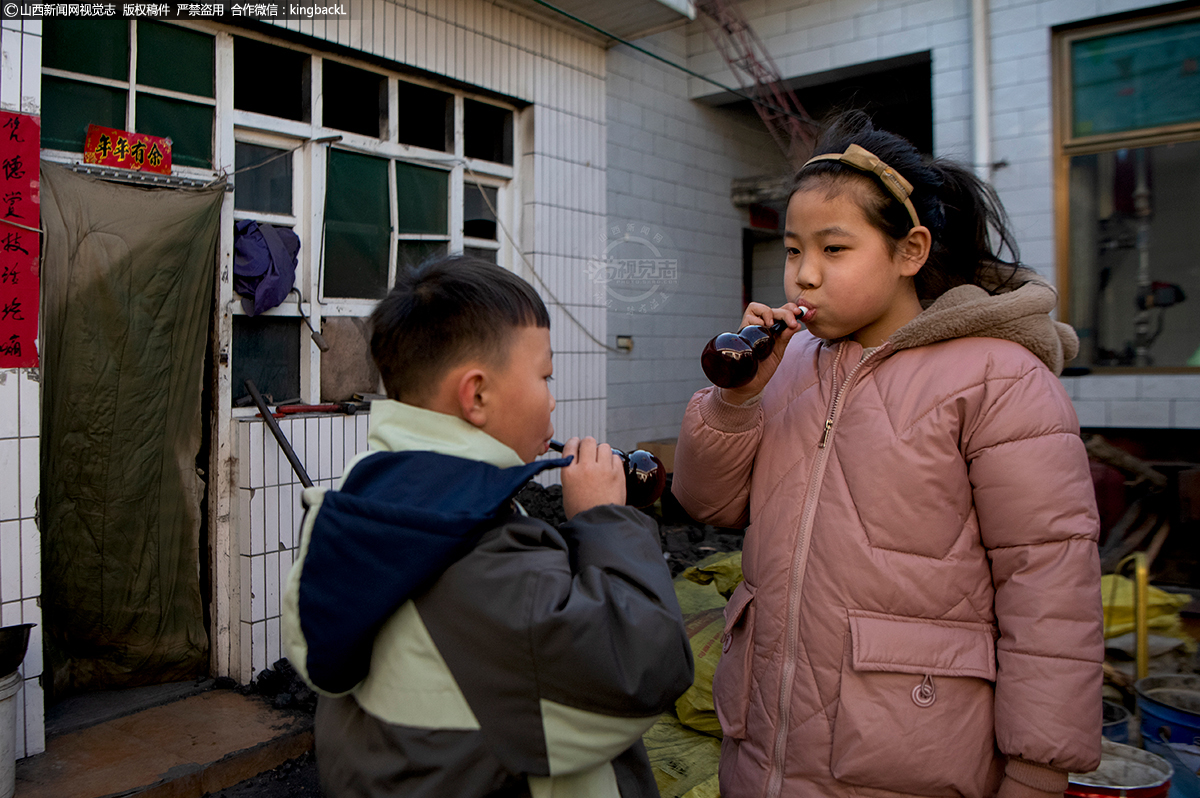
1 600 19 626
1076 375 1139 401
237 489 252 557
13 678 23 758
1071 399 1107 428
0 439 17 522
240 555 252 622
237 422 252 489
18 435 35 519
0 373 17 438
357 415 369 452
249 488 264 556
17 369 36 438
22 675 43 756
1173 401 1200 429
251 620 267 675
289 421 306 483
1140 375 1200 401
331 418 345 479
251 554 265 623
1108 400 1170 428
249 423 264 488
20 518 37 600
266 617 281 670
317 417 333 480
240 622 253 684
263 434 280 488
265 551 280 620
305 419 320 478
264 487 280 555
21 598 39 675
1 521 19 603
278 486 295 551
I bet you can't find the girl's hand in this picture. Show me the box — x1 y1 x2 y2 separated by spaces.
720 302 805 405
560 436 626 519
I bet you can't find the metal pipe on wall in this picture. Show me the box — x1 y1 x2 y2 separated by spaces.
972 0 992 181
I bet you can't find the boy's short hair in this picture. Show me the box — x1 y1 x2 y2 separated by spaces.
369 255 550 403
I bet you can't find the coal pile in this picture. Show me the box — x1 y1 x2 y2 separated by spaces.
236 658 317 713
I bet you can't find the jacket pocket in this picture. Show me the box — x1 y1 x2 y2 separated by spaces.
712 580 756 740
830 610 999 797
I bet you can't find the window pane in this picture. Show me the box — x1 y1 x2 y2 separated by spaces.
464 99 513 165
41 76 126 152
1072 18 1200 137
395 162 448 235
234 37 308 122
137 21 214 98
396 81 452 151
324 149 391 299
464 184 498 240
43 19 128 80
232 316 301 405
235 143 293 214
397 240 448 271
323 60 384 138
463 247 497 264
136 94 213 168
1067 142 1200 367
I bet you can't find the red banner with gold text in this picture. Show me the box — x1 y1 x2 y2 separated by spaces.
83 124 172 175
0 110 40 368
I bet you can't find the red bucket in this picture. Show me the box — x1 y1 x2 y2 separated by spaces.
1067 740 1173 798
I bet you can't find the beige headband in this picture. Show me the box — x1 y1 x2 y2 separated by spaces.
802 143 921 229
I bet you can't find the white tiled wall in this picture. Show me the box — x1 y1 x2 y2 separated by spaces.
234 413 370 683
1061 374 1200 430
617 0 1199 435
1 19 44 759
265 0 611 443
605 28 787 450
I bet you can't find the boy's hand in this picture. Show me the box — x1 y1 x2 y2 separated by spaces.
560 436 626 519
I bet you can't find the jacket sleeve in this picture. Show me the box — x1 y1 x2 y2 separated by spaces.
964 360 1103 774
416 504 694 776
671 386 766 529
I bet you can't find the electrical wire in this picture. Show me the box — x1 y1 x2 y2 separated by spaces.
527 0 809 125
461 163 621 353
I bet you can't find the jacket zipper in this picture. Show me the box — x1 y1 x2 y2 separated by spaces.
764 341 889 798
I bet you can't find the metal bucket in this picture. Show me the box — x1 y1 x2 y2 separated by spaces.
1067 739 1172 798
1136 675 1200 748
1104 700 1132 745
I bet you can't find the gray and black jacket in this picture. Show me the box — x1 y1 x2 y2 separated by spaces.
282 400 693 798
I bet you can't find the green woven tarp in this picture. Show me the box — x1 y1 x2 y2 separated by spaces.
40 162 223 695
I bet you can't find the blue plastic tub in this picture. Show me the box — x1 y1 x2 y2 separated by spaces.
1136 675 1200 748
1104 700 1131 744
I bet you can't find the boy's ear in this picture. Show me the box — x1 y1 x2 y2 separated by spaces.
456 368 489 428
897 225 932 277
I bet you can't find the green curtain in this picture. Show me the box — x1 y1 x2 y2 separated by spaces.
39 162 223 695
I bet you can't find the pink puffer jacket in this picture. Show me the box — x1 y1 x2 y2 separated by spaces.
672 276 1103 798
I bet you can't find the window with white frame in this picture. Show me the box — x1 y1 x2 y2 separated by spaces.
41 21 520 406
41 19 216 169
1055 7 1200 369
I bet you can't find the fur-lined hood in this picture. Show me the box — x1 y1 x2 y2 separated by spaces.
889 268 1079 375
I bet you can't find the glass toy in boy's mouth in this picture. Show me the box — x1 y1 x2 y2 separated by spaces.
548 439 666 509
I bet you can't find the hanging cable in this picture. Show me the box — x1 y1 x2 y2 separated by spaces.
462 163 620 353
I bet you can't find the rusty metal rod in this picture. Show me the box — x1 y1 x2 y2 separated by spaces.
244 378 313 488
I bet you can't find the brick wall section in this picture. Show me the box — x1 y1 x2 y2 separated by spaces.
605 28 787 450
